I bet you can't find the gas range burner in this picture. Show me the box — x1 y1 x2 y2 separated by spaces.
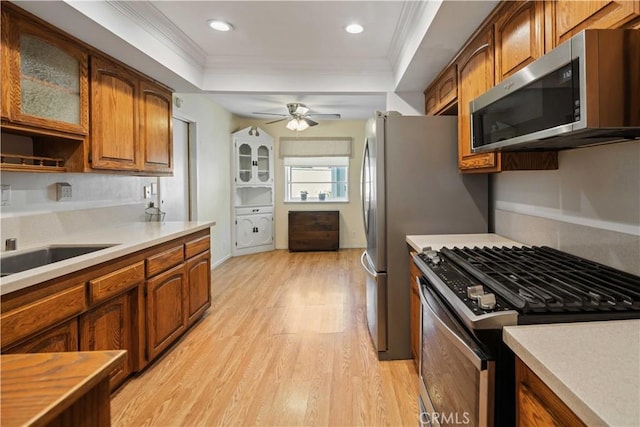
443 246 640 313
415 246 640 329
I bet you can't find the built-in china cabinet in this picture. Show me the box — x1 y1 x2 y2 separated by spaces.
231 127 275 256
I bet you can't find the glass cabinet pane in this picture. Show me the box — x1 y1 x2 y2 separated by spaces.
257 145 270 182
19 33 81 125
238 143 252 182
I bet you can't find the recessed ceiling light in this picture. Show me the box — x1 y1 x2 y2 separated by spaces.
208 20 233 32
345 24 363 34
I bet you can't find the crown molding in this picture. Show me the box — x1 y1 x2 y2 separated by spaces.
386 1 427 70
106 0 206 69
204 55 391 74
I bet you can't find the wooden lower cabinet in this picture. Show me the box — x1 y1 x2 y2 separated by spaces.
0 229 211 391
408 252 421 372
4 319 79 354
186 250 211 326
145 263 187 361
516 357 586 426
79 291 134 390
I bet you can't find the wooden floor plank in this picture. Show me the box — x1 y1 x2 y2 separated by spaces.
111 249 418 426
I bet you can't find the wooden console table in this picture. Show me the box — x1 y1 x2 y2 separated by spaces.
1 350 125 427
288 210 339 251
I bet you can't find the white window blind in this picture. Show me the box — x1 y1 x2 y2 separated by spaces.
279 137 352 158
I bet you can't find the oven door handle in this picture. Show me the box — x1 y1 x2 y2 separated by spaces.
418 277 489 370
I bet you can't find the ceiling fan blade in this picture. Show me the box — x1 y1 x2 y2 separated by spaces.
265 118 289 124
303 117 319 127
309 113 341 119
253 112 288 117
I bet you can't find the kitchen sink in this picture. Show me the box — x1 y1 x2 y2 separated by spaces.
0 245 114 277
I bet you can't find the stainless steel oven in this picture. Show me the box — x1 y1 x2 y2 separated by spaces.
414 245 640 427
418 277 494 427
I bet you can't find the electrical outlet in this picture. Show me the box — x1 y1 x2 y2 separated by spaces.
143 186 151 199
1 185 10 206
56 182 72 201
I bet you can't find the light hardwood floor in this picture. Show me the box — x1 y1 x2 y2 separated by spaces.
111 249 418 426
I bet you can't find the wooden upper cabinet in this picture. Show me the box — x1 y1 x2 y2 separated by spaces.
89 55 139 171
1 8 88 135
495 1 544 82
424 64 457 116
545 0 640 50
140 80 173 174
456 27 500 173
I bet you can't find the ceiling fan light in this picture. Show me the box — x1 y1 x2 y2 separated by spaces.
208 20 233 31
286 119 299 131
296 120 309 131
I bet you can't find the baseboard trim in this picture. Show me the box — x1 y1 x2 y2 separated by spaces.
211 254 232 270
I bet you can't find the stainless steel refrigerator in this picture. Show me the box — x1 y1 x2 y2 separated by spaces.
360 112 488 360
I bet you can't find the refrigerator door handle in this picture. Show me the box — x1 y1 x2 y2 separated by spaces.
360 140 368 237
360 251 378 277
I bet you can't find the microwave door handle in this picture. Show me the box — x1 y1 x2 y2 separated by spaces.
417 278 487 370
361 251 378 278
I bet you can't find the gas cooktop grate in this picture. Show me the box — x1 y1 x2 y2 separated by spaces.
441 246 640 313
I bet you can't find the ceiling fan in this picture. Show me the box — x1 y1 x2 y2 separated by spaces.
253 103 341 131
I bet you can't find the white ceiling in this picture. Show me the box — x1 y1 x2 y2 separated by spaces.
14 0 499 120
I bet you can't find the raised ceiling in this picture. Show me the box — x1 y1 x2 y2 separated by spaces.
13 0 498 119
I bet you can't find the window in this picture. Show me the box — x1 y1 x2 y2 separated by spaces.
284 157 349 202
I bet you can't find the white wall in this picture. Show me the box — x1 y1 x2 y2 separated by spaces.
172 93 234 267
493 141 640 275
233 118 367 250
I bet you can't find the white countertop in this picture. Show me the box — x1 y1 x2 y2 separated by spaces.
504 321 640 427
0 221 215 295
406 233 523 253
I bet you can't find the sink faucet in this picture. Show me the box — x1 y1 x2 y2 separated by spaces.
5 238 17 251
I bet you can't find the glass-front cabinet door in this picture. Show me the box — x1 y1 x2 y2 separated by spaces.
237 143 253 183
257 144 271 183
4 14 88 135
235 140 273 185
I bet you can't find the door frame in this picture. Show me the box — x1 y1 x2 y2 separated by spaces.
162 112 198 221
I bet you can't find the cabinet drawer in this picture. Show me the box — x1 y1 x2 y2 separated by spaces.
1 284 86 349
146 245 184 278
236 206 273 216
185 236 210 259
89 261 144 305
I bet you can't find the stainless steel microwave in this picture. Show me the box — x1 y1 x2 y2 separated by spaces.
471 29 640 153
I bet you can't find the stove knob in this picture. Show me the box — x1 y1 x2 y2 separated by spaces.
431 256 441 265
467 285 485 300
478 293 497 310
